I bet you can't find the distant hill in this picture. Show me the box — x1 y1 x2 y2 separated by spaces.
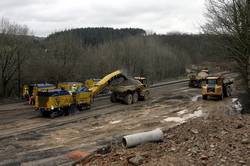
46 27 146 46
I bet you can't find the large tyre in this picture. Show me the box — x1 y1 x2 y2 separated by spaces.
124 94 133 105
50 111 57 118
143 90 149 101
86 104 91 110
202 95 207 100
227 86 232 97
40 109 50 117
219 93 224 100
198 81 202 88
224 87 229 97
110 93 117 103
132 92 139 104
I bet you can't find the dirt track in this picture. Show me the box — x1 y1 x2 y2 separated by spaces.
0 73 241 165
0 81 197 165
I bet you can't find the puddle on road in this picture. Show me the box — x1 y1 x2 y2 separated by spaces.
191 95 202 102
232 98 243 112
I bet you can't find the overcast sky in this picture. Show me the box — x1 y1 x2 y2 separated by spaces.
0 0 206 37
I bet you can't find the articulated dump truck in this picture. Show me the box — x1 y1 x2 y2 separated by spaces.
201 76 233 100
35 70 147 118
189 69 209 88
110 77 149 105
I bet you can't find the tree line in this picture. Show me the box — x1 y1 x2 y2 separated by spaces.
0 18 226 97
203 0 250 90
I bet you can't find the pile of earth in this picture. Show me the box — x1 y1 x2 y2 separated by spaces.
83 108 250 166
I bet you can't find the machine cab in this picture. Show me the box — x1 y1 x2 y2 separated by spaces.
206 77 223 86
134 77 148 87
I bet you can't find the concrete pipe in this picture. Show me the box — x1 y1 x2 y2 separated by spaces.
122 128 164 148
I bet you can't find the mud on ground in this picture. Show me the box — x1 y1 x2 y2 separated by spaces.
85 98 250 166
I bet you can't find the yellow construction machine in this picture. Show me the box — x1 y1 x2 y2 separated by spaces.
201 76 233 100
189 69 209 88
35 70 125 118
35 70 149 118
109 76 150 105
22 85 29 101
58 82 83 93
22 84 56 104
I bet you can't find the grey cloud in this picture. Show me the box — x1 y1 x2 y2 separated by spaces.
0 0 206 36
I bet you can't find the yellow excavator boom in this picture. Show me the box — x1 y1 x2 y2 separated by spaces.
89 70 124 97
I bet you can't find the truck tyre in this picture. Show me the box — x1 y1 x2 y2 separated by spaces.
143 90 149 100
188 81 193 87
132 92 138 103
50 111 57 118
86 104 91 110
124 94 133 105
224 86 229 97
227 86 232 97
219 93 224 100
111 93 117 103
198 81 201 88
202 95 207 100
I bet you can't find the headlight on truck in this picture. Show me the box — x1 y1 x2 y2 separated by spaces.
215 86 222 94
51 106 54 110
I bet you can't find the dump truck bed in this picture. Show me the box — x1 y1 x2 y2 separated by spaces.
109 78 143 93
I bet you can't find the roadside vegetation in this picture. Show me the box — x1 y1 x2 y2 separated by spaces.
0 17 224 98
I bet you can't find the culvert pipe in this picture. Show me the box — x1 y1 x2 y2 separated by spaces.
122 128 163 148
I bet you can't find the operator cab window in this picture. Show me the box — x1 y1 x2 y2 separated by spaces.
207 79 217 85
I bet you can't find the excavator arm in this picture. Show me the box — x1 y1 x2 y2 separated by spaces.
89 70 126 97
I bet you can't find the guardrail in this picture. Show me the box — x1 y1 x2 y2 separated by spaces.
150 79 189 88
95 79 189 100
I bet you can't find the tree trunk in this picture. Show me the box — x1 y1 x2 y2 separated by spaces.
17 50 21 98
248 0 250 89
1 79 7 97
248 56 250 89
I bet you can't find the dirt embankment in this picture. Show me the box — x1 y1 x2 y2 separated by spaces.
85 105 250 166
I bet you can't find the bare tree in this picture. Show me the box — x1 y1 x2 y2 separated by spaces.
0 17 30 97
203 0 250 89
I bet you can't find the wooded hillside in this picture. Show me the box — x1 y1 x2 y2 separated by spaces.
0 25 223 97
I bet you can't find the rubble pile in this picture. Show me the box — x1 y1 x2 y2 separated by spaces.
85 108 250 166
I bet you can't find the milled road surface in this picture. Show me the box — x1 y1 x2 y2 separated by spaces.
0 81 208 165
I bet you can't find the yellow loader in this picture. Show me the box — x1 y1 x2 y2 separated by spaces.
202 76 233 100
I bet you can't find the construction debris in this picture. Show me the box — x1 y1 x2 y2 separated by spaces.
122 129 163 148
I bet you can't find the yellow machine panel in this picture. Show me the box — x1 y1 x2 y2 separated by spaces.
202 76 233 100
90 70 124 96
32 85 56 97
85 79 95 88
58 82 83 92
75 92 92 105
22 84 29 100
35 89 73 111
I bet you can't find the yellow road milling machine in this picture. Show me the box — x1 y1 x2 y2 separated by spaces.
35 70 128 118
202 76 233 100
22 83 56 104
57 82 83 93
